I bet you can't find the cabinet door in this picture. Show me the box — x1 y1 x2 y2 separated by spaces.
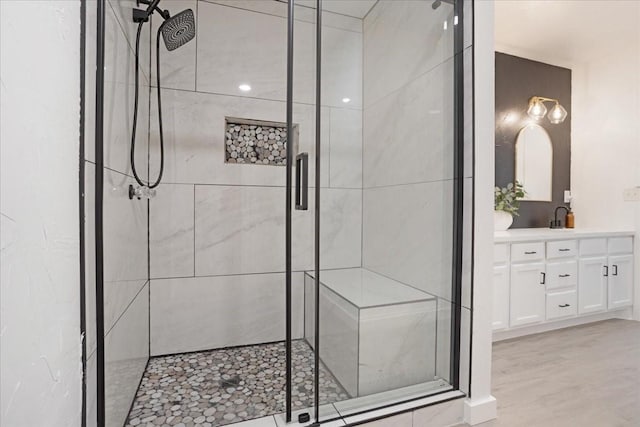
493 265 510 330
608 255 634 309
510 262 546 327
578 257 608 314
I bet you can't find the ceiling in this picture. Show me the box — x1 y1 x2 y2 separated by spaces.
495 0 640 64
295 0 378 19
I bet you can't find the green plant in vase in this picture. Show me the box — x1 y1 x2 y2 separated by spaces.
494 181 525 230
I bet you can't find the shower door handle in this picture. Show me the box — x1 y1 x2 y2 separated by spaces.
295 152 309 211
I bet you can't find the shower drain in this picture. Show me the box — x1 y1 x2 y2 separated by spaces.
219 375 242 389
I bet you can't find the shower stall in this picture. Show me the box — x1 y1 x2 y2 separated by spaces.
84 0 474 426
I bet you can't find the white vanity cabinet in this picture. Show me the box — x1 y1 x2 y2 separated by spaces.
510 262 546 326
578 256 608 314
493 230 635 339
608 254 634 309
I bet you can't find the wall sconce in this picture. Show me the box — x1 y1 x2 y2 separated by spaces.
527 96 568 124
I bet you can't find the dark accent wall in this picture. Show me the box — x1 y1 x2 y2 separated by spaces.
495 52 572 228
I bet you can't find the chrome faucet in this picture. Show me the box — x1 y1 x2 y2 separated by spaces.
550 206 569 229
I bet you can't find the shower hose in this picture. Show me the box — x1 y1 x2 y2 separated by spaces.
130 21 165 189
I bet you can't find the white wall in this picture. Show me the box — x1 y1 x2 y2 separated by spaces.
0 1 82 426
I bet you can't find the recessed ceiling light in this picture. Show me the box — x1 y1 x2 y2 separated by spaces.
238 84 251 92
342 97 351 104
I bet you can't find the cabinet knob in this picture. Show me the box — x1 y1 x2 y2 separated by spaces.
558 304 571 308
540 272 546 285
559 248 571 252
612 265 618 276
524 251 537 255
559 274 571 278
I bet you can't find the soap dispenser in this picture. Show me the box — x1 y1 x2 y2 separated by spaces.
565 209 575 228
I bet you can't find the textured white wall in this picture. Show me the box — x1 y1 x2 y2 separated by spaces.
0 1 82 426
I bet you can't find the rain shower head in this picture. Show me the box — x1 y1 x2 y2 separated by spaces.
160 8 196 51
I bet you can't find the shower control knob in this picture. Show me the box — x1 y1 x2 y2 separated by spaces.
129 184 156 200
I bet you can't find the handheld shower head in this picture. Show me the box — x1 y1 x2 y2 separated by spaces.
160 9 196 51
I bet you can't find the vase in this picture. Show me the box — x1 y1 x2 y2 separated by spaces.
494 210 513 231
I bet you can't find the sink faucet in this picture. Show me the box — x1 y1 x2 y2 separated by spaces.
550 206 569 229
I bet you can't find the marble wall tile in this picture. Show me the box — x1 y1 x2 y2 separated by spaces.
150 273 305 355
321 24 363 108
103 169 148 285
304 275 360 396
195 1 361 108
149 88 323 186
329 107 362 189
363 58 454 188
85 168 148 358
463 0 473 50
105 283 150 427
108 0 151 81
194 185 313 276
362 181 453 300
150 0 197 91
206 0 362 33
435 298 452 383
316 188 362 270
363 0 454 108
150 184 195 279
86 1 150 175
84 161 148 350
358 301 437 396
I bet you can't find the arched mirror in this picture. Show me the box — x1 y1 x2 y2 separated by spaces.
515 124 553 201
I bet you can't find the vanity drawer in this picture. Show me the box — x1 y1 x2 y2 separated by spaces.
546 261 578 290
547 240 577 259
511 242 545 262
494 244 509 264
546 290 577 320
580 238 607 256
608 237 633 254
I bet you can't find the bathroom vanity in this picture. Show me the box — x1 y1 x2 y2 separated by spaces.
493 229 635 341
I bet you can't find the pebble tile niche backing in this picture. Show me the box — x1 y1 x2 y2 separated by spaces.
225 118 298 166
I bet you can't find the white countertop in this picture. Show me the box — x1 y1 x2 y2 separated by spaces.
495 228 635 243
306 268 435 309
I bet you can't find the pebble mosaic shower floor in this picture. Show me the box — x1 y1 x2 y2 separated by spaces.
125 340 349 427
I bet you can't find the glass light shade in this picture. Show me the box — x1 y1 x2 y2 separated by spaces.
527 98 547 120
548 103 568 124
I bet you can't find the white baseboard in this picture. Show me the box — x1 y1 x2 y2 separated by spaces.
492 308 633 342
463 396 497 425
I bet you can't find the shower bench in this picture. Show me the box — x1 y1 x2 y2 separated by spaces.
303 268 437 397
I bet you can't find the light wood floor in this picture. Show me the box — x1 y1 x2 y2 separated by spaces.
474 319 640 427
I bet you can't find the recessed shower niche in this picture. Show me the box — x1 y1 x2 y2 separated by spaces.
224 117 299 165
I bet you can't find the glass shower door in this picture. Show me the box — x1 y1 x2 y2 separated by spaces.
314 0 466 419
284 0 323 424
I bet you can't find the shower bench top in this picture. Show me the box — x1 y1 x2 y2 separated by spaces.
305 268 435 309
